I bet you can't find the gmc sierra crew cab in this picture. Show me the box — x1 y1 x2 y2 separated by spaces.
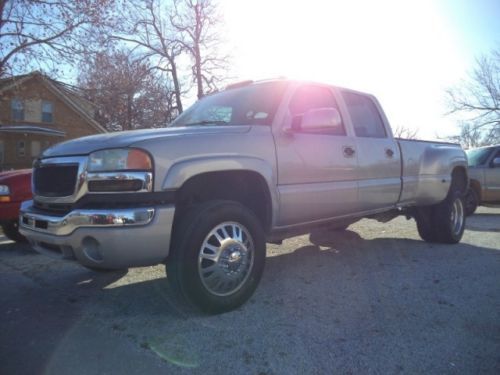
19 79 468 313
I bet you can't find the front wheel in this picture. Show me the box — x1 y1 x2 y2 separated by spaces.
167 200 266 314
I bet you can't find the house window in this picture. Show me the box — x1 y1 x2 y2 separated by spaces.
17 140 26 158
11 98 24 121
42 101 53 123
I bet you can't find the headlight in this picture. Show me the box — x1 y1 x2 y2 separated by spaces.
0 185 10 195
0 185 10 202
86 149 153 193
87 148 152 172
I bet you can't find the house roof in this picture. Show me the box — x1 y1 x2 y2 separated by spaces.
0 71 107 134
0 73 33 92
0 125 66 137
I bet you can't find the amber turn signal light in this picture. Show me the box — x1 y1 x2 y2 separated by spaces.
127 149 153 170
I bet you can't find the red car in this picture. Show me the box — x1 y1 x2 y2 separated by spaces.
0 169 32 242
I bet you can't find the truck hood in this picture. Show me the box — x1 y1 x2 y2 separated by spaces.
42 125 252 157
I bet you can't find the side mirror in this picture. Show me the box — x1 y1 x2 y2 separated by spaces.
492 157 500 168
291 108 343 132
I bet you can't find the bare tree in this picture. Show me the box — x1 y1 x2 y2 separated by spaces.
108 0 185 113
0 0 115 77
170 0 229 99
100 0 228 111
393 125 419 139
443 122 495 149
446 47 500 146
78 50 176 131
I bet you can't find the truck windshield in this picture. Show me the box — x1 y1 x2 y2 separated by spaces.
466 147 493 167
170 81 288 127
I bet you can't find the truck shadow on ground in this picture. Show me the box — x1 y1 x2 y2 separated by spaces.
2 229 499 321
0 236 130 375
2 227 499 373
55 231 499 317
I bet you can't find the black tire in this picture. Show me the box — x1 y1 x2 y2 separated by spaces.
1 220 27 243
415 206 439 242
415 189 466 244
433 189 466 243
167 200 266 314
464 188 479 216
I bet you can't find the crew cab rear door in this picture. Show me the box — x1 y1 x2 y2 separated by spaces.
340 90 402 211
273 84 359 226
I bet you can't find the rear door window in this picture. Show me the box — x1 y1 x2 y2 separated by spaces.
342 92 387 138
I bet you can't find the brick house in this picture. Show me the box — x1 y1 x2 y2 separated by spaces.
0 72 106 171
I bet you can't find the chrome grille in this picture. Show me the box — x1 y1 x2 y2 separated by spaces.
32 155 152 206
34 164 78 197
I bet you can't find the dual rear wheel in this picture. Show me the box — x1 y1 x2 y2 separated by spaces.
415 189 466 244
464 188 479 216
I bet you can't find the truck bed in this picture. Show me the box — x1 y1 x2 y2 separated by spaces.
397 139 465 206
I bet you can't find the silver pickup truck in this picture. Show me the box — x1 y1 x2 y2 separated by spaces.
20 79 468 313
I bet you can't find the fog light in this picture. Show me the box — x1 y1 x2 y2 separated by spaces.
82 236 103 262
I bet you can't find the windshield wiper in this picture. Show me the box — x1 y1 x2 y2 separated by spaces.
183 120 229 126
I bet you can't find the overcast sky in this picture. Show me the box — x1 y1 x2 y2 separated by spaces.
220 0 500 139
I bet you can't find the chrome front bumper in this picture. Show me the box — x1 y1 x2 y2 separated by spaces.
19 200 175 269
19 200 155 236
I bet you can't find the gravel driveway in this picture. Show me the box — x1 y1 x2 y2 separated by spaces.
1 207 499 375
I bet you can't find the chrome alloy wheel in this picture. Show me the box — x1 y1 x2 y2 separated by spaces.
450 197 464 236
198 222 255 296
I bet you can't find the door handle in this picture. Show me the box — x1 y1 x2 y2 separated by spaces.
343 146 355 158
385 148 394 158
